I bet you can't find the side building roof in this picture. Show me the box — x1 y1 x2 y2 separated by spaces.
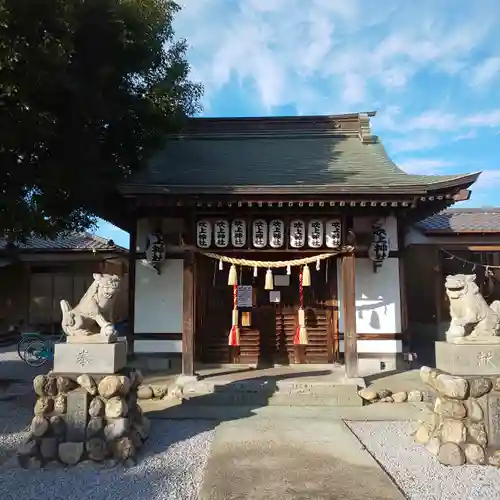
417 208 500 234
0 232 127 253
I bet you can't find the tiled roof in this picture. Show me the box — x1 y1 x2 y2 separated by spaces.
121 114 478 195
417 208 500 233
0 232 127 252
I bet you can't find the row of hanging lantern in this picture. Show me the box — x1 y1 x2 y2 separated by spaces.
196 218 342 249
145 218 389 274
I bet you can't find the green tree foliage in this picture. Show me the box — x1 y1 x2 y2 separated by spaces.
0 0 202 240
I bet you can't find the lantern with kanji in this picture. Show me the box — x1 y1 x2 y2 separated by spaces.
145 232 166 274
368 219 390 272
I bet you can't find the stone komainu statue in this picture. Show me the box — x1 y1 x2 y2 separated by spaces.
60 273 120 343
445 274 500 342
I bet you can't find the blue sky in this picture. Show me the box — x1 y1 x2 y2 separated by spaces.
95 0 500 248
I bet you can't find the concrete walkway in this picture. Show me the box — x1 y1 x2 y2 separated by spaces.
199 416 406 500
142 401 430 499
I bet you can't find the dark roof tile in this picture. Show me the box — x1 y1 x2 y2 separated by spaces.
121 114 478 195
418 208 500 233
0 232 127 252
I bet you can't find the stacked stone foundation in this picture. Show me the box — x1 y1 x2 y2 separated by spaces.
17 369 150 469
415 366 500 466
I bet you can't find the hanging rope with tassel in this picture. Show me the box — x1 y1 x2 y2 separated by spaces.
228 283 240 346
294 272 308 345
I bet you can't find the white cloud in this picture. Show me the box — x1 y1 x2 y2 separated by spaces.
376 108 500 133
453 130 477 141
464 110 500 128
341 73 366 105
475 169 500 187
469 57 500 87
388 134 440 153
398 159 457 175
175 0 500 113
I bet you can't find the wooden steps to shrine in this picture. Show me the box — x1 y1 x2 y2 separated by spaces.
197 307 333 365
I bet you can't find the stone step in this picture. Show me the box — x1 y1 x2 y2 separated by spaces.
181 382 363 407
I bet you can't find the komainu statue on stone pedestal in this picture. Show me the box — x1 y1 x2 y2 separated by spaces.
60 273 120 343
445 274 500 343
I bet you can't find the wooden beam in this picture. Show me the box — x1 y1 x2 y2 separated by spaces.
452 189 471 202
468 246 500 251
340 250 357 378
182 251 195 376
127 220 137 358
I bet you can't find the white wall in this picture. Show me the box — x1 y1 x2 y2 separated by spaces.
337 257 402 353
339 339 402 354
134 258 183 354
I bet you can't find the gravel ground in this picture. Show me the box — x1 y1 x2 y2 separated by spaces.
0 345 48 384
348 421 500 500
0 420 214 500
0 346 215 500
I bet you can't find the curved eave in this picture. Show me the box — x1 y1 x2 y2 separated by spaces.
118 176 480 197
420 171 481 193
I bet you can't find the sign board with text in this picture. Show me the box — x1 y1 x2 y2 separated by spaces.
237 285 253 308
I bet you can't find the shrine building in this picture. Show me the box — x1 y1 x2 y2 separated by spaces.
118 112 479 379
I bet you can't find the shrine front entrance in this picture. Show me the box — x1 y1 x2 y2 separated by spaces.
194 253 339 366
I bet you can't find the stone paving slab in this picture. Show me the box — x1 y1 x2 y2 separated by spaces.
142 399 432 423
199 418 406 500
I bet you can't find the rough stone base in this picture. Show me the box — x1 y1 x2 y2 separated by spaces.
54 342 127 374
415 365 500 466
17 369 150 469
435 341 500 376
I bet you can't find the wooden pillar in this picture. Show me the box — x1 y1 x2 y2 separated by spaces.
341 250 358 378
127 219 137 358
397 220 408 336
182 251 195 377
434 247 443 332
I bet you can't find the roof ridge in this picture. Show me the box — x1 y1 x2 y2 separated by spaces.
188 111 377 122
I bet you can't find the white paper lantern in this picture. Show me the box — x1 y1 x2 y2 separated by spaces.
145 232 166 263
269 219 284 248
368 219 390 270
231 219 247 248
290 219 305 248
308 219 324 248
325 219 342 248
252 219 268 248
196 220 212 248
214 220 229 248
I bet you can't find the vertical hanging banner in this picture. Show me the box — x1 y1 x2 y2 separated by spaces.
290 219 306 248
325 219 342 248
196 220 212 248
269 219 284 248
252 219 268 248
308 219 324 248
214 220 229 248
